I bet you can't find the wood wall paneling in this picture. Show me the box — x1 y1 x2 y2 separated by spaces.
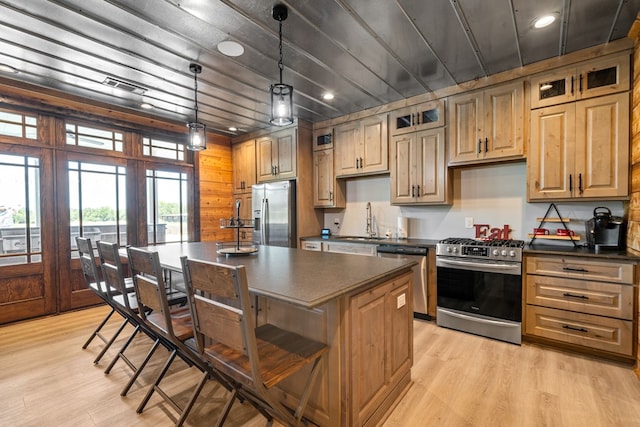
198 138 234 242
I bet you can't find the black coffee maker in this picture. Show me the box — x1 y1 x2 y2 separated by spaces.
586 207 626 250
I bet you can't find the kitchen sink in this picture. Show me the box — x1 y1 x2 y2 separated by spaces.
335 236 387 241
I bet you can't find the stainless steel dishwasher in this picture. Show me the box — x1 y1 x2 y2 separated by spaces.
377 244 430 320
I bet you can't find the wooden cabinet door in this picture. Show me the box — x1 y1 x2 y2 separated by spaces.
360 114 388 174
575 92 629 199
415 128 448 204
387 276 412 385
527 103 575 201
274 128 296 179
350 283 388 425
483 81 524 160
576 53 630 101
448 91 483 164
390 133 414 204
313 149 334 207
232 139 255 193
335 121 360 176
530 68 575 109
256 135 276 182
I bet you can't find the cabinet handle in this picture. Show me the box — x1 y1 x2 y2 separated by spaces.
329 191 333 202
411 185 415 197
355 158 359 169
562 292 589 300
569 174 573 192
275 165 278 175
478 139 482 154
578 173 583 195
359 157 363 168
562 324 589 333
271 165 275 175
416 185 420 197
484 137 488 153
571 76 574 95
562 266 589 273
579 74 583 93
414 112 420 126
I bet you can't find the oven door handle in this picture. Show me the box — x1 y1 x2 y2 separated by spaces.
437 258 520 271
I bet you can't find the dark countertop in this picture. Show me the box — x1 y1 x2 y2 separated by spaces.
302 236 640 262
138 242 417 308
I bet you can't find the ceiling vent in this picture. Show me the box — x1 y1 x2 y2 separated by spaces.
102 76 148 94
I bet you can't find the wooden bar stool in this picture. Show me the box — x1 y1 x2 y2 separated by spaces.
181 256 328 427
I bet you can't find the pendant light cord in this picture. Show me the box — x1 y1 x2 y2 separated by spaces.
278 20 284 84
193 70 199 122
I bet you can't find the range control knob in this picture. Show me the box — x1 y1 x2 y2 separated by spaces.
509 250 516 257
501 250 507 256
452 247 458 253
446 246 452 252
492 249 499 256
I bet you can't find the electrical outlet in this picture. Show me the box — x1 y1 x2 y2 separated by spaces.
465 217 474 228
334 217 340 225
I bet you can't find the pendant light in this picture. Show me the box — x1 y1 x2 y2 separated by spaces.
186 63 206 151
269 4 294 126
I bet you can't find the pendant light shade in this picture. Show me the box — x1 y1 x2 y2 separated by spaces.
269 4 294 126
187 63 206 151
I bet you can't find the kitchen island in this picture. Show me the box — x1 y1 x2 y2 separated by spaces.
144 242 416 426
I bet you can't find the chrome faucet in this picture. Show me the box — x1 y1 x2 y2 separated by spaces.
366 202 375 238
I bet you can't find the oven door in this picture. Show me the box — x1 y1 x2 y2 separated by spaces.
436 257 522 322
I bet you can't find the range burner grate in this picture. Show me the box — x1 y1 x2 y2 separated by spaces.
439 237 525 248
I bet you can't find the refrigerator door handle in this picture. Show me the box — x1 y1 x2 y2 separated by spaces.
261 197 268 244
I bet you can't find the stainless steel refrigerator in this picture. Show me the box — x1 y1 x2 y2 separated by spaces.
252 180 296 248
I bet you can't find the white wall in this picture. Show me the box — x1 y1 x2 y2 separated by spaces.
323 162 625 244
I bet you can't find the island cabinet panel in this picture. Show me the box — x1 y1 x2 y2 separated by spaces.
258 270 413 427
524 254 636 359
348 272 413 427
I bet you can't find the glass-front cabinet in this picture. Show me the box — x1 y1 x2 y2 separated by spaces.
390 99 444 136
530 53 630 109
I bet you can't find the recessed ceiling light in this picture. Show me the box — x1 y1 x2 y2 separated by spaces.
140 102 154 109
533 14 556 29
322 92 334 100
217 40 244 57
0 64 18 73
228 127 238 132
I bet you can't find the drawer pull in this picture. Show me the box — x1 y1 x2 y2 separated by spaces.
562 292 589 300
562 324 588 333
562 266 588 273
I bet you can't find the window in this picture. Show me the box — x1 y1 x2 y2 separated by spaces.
66 123 123 152
68 161 127 255
143 137 185 161
0 111 37 140
146 169 189 244
0 154 41 265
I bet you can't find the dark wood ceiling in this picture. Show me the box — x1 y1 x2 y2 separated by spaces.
0 0 638 136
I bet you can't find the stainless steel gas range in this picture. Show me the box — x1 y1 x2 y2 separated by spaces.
435 238 524 345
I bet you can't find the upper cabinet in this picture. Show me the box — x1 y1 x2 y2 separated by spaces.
256 127 296 182
232 139 256 193
313 127 345 208
448 80 525 166
530 53 630 109
335 114 388 177
390 127 450 205
528 92 629 201
390 99 445 136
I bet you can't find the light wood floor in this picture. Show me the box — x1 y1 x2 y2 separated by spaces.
2 306 640 427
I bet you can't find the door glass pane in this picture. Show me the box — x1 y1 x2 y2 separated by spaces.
68 161 126 256
395 114 413 130
0 154 42 266
420 108 439 124
146 169 189 244
539 78 566 100
586 66 617 90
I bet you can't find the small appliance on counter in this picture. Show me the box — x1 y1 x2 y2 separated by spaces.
586 207 626 250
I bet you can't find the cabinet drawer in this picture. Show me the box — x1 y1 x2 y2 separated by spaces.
525 305 633 356
526 255 634 284
322 242 377 256
526 275 633 320
301 241 322 251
